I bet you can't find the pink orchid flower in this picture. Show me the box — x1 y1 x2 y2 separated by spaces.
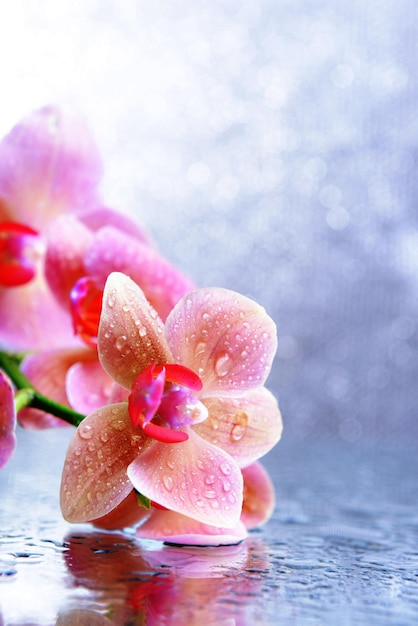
60 272 282 541
0 105 103 350
0 371 16 468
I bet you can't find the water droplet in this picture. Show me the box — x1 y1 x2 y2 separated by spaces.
196 459 205 471
204 490 217 499
194 341 206 357
222 479 231 492
115 335 127 350
205 474 216 485
202 313 210 321
100 430 109 443
166 458 176 470
210 500 220 509
139 326 147 337
122 304 130 312
79 423 93 440
220 462 232 476
163 475 173 491
215 351 233 377
88 442 96 452
107 292 116 308
230 412 248 442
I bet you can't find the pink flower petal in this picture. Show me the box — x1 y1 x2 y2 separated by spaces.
0 372 17 468
45 215 94 309
165 287 277 396
60 403 151 523
66 360 128 414
127 429 243 528
18 347 96 428
241 462 276 530
98 272 172 389
195 387 283 467
136 508 248 546
84 226 195 321
0 275 77 351
0 105 102 229
92 490 151 530
79 207 151 245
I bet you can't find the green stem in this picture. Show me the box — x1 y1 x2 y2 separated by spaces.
0 350 85 427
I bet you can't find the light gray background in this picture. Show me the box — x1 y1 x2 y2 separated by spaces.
1 0 416 445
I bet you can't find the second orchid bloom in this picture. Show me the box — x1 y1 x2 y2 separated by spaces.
60 272 282 544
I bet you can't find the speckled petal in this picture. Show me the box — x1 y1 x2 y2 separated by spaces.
98 272 172 389
85 226 195 321
45 215 94 309
241 462 276 530
0 105 102 229
0 373 17 468
127 428 243 528
60 403 151 523
136 508 248 546
195 387 283 467
165 287 277 396
66 360 128 414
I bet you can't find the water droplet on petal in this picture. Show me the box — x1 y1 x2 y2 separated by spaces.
79 423 93 440
222 479 231 492
194 341 206 357
215 351 233 377
139 326 147 337
220 462 232 476
230 412 248 442
115 335 127 350
163 475 173 491
100 430 109 443
205 474 216 485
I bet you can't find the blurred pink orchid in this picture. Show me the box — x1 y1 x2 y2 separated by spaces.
0 105 103 351
60 272 282 542
0 372 16 468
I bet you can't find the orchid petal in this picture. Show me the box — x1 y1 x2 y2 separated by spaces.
165 287 277 396
60 403 151 523
0 372 17 468
136 508 247 546
195 387 283 467
0 105 102 229
98 272 172 389
241 462 276 530
0 276 77 351
85 226 195 321
66 360 128 415
127 429 243 528
92 490 151 530
45 215 93 309
79 207 151 245
18 347 96 428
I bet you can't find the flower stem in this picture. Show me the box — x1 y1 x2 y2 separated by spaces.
0 350 85 427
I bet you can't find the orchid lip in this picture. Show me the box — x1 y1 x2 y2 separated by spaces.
0 221 41 287
128 362 205 444
70 276 103 346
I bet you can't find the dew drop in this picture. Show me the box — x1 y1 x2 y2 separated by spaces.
163 475 174 491
79 423 93 440
100 430 109 443
196 459 205 471
230 412 248 442
166 458 176 470
139 326 147 337
220 462 232 476
210 500 220 509
215 351 233 377
115 335 127 350
107 292 116 308
205 474 216 485
222 479 232 492
204 490 217 499
194 341 206 357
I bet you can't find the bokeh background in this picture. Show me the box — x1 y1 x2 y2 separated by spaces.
1 0 416 446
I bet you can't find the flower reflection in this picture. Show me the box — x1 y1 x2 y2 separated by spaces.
62 530 271 625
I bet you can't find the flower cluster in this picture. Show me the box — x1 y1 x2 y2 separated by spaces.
0 106 282 546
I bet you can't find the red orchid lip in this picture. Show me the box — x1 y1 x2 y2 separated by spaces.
69 276 103 347
0 221 40 287
128 362 203 444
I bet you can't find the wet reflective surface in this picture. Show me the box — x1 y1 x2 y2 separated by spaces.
1 428 417 625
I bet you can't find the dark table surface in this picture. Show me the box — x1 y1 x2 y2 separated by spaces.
0 427 417 625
